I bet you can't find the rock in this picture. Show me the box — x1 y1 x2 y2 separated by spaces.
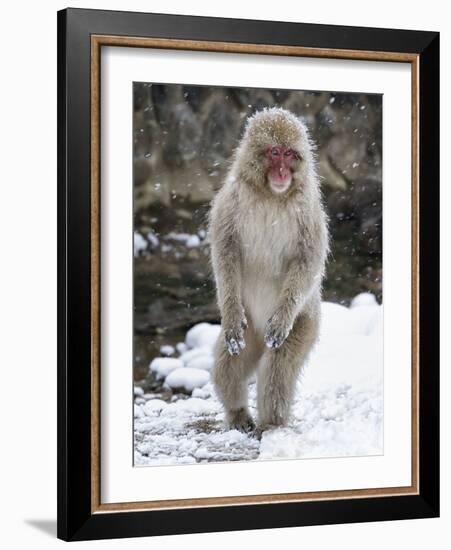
192 386 211 399
246 89 276 113
231 88 275 112
149 357 183 379
182 85 208 112
176 342 188 354
134 404 144 418
185 323 221 350
133 233 148 257
349 176 383 253
200 90 242 170
327 133 368 182
317 153 347 191
160 344 175 356
351 293 377 308
165 368 210 392
180 347 212 366
185 354 214 371
143 399 168 415
283 91 328 117
162 104 202 167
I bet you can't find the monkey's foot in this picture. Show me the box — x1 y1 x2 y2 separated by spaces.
228 408 255 434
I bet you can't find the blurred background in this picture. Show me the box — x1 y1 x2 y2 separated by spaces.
133 83 382 383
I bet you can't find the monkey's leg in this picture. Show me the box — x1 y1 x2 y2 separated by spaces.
213 325 262 432
257 309 319 430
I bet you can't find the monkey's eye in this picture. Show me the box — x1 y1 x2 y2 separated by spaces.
271 147 279 156
284 149 293 157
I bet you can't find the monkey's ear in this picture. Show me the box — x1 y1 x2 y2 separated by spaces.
293 150 302 161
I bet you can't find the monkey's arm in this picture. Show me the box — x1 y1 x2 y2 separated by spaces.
210 191 247 356
265 219 328 350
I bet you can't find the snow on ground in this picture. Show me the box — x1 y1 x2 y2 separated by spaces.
134 294 383 466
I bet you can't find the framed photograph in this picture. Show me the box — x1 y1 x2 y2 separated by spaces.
57 8 439 541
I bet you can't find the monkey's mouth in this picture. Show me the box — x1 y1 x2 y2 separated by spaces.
268 173 292 194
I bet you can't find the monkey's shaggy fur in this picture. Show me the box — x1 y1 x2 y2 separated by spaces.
208 107 329 432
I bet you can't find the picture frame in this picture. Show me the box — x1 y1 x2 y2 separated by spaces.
57 7 440 541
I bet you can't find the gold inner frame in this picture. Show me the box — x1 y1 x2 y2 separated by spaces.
90 35 420 514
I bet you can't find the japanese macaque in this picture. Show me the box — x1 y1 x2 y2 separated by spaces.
208 107 329 433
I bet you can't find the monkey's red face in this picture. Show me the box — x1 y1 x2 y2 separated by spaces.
265 145 299 194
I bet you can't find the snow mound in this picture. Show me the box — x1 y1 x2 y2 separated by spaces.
180 346 211 365
192 386 212 399
180 347 214 371
351 292 377 308
166 232 202 248
165 368 210 392
320 300 382 339
161 396 216 416
348 304 382 336
134 404 144 418
147 231 159 249
160 344 175 356
185 355 214 371
176 342 188 354
133 233 147 257
149 357 183 379
185 323 221 350
319 302 352 339
143 399 168 415
186 235 201 248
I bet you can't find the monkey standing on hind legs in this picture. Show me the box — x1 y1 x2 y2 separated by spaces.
208 107 329 434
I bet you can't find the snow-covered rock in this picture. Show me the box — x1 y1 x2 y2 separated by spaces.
176 342 188 354
134 404 144 418
143 399 168 415
133 233 147 257
166 232 202 248
348 304 382 336
319 302 352 339
161 396 216 416
180 346 211 365
186 355 214 371
320 297 381 339
192 386 211 399
180 347 214 370
159 344 175 356
185 235 201 248
147 231 159 249
149 357 183 379
185 322 221 350
165 368 210 392
351 292 377 308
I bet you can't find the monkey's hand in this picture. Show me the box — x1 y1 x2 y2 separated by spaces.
223 313 247 356
264 309 292 350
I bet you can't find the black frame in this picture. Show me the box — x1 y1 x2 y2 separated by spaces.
57 7 439 541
